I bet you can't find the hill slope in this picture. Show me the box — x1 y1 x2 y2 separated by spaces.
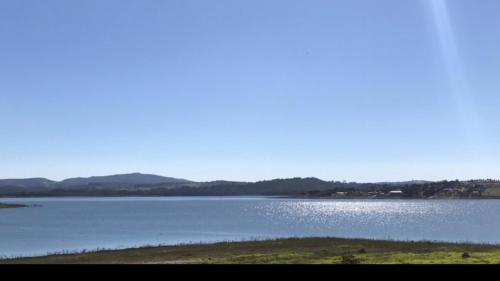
60 173 191 187
0 178 57 194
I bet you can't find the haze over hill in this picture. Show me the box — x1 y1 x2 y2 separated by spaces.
60 173 192 187
0 173 362 194
0 178 57 193
0 173 193 194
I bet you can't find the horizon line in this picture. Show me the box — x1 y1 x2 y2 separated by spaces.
1 172 499 184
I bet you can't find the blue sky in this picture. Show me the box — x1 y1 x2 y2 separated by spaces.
1 0 499 182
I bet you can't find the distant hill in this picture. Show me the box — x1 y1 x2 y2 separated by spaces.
0 173 193 195
60 173 191 188
159 178 349 196
0 175 427 196
0 178 56 188
376 180 432 185
1 174 498 198
0 175 339 196
0 178 57 194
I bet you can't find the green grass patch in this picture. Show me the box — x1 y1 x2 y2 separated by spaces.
483 186 500 197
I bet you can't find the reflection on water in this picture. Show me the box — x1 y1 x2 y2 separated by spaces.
1 197 499 258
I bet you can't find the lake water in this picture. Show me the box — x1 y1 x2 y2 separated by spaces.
1 197 500 258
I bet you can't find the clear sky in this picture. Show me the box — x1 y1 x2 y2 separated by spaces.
1 0 499 182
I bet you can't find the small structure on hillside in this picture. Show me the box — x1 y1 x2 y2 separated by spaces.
388 190 403 196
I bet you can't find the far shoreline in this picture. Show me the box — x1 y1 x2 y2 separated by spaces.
281 195 500 200
0 203 27 209
1 194 500 200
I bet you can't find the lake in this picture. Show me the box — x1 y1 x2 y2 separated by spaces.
1 197 500 258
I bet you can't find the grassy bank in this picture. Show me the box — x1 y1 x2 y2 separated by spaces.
2 237 500 264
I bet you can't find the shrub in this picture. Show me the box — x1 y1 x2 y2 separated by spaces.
341 255 360 264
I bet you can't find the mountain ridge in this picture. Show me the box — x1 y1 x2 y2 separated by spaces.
0 173 193 194
60 173 192 186
1 174 498 198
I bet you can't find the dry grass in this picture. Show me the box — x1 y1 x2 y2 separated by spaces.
2 237 500 264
